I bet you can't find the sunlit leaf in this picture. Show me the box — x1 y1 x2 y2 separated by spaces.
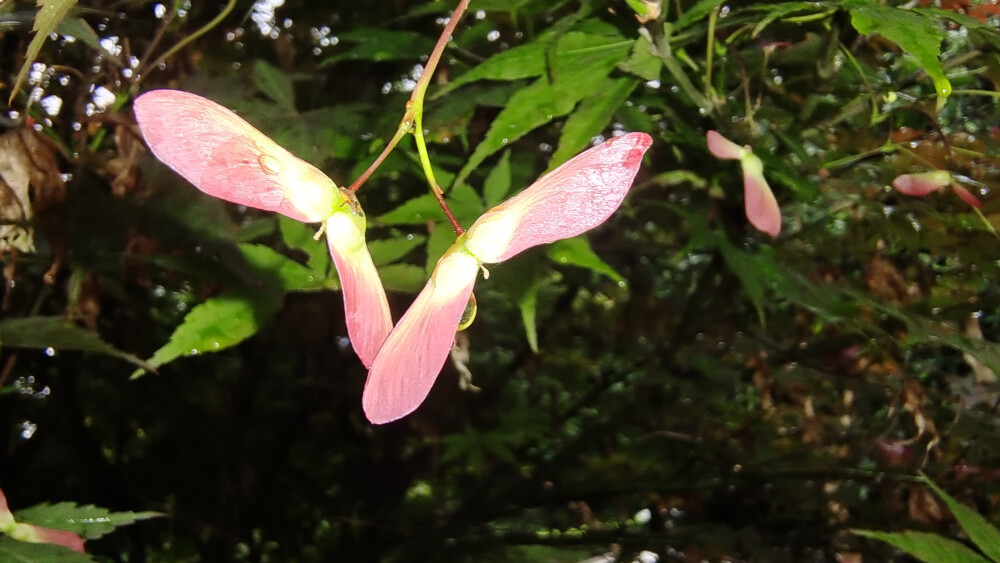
237 243 330 292
0 317 153 371
135 291 280 376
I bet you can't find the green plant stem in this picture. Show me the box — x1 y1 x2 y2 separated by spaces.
649 22 713 112
704 5 717 101
348 0 471 235
951 89 1000 99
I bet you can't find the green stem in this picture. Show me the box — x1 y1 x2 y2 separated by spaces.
951 89 1000 99
349 0 471 235
650 22 713 112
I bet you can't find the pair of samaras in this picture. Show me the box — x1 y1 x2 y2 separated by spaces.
134 89 651 424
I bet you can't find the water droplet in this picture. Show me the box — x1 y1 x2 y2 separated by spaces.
19 420 37 440
258 153 281 174
457 293 478 331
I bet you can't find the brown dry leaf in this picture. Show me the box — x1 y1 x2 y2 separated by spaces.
907 483 946 525
865 253 919 306
632 0 662 24
69 271 102 331
107 124 144 196
0 127 66 254
963 314 997 384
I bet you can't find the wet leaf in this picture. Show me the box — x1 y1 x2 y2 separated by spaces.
845 1 952 102
0 317 153 371
135 291 280 376
546 237 624 283
15 503 160 540
322 29 435 64
9 0 77 105
852 530 989 563
55 17 101 52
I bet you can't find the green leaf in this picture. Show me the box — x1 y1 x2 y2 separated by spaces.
717 240 770 325
618 34 661 82
923 476 1000 561
367 235 427 266
482 150 512 208
380 183 483 226
673 0 725 31
322 29 435 64
546 237 624 284
278 216 330 274
519 281 540 353
0 317 153 371
549 77 638 168
378 263 427 293
237 243 330 292
135 291 281 376
454 32 632 185
425 225 458 275
55 17 101 52
252 60 296 113
852 530 990 563
844 1 951 102
0 536 93 562
9 0 78 105
15 503 160 540
435 41 547 96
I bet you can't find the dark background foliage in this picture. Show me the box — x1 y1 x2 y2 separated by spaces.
2 0 1000 561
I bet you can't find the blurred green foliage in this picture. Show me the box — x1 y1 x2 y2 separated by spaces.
2 0 1000 561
